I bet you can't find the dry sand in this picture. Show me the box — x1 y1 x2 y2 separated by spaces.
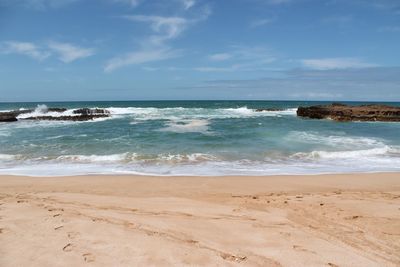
0 173 399 266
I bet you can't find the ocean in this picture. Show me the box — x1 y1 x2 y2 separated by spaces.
1 100 400 176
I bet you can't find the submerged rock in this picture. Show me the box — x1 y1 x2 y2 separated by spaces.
297 103 400 122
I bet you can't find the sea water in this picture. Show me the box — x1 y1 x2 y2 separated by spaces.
0 100 399 176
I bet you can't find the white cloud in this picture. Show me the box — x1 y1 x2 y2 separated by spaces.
123 15 188 46
112 0 140 7
48 41 94 63
250 18 274 28
104 48 180 72
0 41 50 61
105 3 210 72
208 53 232 61
301 58 377 70
180 0 195 10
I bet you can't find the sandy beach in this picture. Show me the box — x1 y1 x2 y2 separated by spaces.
0 173 399 266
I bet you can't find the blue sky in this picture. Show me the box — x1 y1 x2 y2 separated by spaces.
0 0 399 101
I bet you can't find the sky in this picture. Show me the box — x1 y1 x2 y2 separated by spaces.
0 0 399 102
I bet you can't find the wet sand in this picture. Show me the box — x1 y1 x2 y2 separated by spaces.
0 173 399 266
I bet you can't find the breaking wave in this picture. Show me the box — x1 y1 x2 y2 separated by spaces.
0 144 399 176
286 131 386 148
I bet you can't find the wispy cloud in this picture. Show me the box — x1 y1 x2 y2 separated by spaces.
104 15 188 72
208 53 232 61
330 0 400 15
122 15 189 46
112 0 141 7
48 41 95 63
200 46 276 72
0 41 50 61
301 58 377 70
105 2 211 72
105 48 180 73
179 0 196 10
2 0 142 9
191 67 400 101
0 40 95 63
194 66 240 72
2 0 80 10
250 18 274 28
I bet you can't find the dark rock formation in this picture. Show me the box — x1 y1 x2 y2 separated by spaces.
24 114 109 121
255 108 284 112
0 107 110 122
73 108 110 116
297 103 400 122
0 113 18 122
0 110 31 122
48 108 68 112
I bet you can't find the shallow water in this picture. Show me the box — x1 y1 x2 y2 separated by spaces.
1 100 400 176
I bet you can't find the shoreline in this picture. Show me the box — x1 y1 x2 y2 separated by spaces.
1 170 400 178
1 173 399 266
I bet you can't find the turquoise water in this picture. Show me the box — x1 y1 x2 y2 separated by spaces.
1 100 400 176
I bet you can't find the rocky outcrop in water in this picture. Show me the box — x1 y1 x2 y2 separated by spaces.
0 113 19 122
73 108 110 116
24 114 109 121
0 107 110 122
297 103 400 122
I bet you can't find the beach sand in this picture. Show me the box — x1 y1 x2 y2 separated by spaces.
0 173 399 266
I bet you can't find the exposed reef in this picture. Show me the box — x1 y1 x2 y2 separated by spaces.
297 103 400 122
0 108 110 122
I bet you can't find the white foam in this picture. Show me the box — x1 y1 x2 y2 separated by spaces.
56 153 136 163
286 131 385 148
0 154 15 160
35 104 48 113
292 146 400 160
9 106 297 126
105 106 297 121
159 119 210 133
157 153 217 162
16 105 77 119
0 130 10 137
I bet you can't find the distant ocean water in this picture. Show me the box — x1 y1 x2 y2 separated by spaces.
1 100 400 176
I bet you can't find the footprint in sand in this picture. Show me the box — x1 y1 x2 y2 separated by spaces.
83 253 95 263
62 243 73 252
293 245 317 255
344 215 362 220
220 253 247 262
